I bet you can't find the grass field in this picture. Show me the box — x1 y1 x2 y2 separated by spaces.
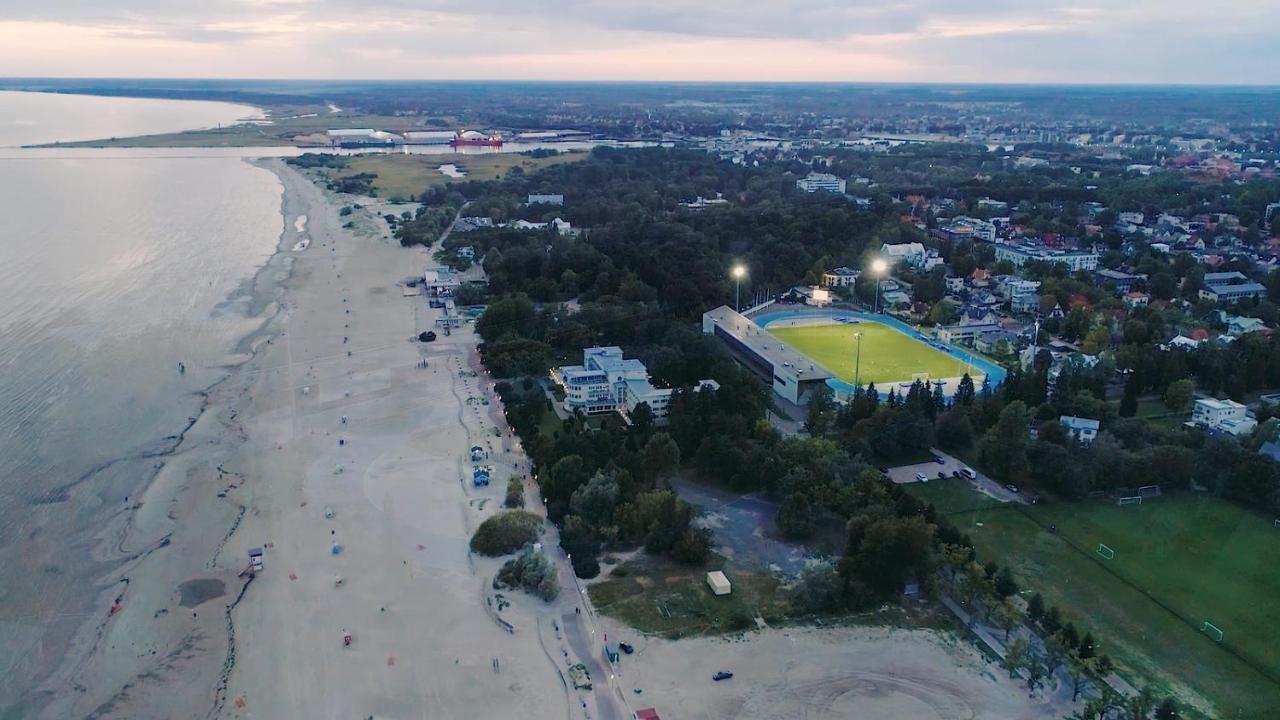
589 555 789 638
324 152 587 200
909 478 1280 717
769 321 970 385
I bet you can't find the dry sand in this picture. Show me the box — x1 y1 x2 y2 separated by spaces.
603 623 1060 720
34 160 581 719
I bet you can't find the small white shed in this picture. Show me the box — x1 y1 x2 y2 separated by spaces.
706 570 732 596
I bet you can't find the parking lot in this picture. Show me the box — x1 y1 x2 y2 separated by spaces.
885 449 1024 503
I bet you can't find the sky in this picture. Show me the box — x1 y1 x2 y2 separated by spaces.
1 1 1276 84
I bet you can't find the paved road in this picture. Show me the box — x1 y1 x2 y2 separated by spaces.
561 610 620 720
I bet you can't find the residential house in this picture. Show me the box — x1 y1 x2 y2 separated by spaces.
1191 398 1256 437
1124 291 1150 308
822 266 861 288
1060 416 1100 445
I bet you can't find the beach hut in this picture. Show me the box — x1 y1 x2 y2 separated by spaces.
706 570 731 596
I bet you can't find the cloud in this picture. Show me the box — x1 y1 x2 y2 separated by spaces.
0 0 1276 82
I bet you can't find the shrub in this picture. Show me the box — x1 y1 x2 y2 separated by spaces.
470 510 542 556
504 477 525 508
494 547 560 600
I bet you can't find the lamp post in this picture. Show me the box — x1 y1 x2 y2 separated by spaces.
854 331 863 390
731 264 746 311
870 258 888 315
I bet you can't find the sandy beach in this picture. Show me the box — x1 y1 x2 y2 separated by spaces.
31 160 589 719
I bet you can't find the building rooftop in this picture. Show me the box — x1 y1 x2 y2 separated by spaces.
1060 415 1101 431
703 305 834 383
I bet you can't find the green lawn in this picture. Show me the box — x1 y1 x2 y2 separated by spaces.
769 321 971 385
911 480 1280 718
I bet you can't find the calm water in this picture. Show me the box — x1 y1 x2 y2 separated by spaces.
0 92 282 706
0 90 261 147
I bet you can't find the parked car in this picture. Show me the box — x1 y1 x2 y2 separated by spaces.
951 470 963 479
1005 484 1019 493
937 471 947 480
959 467 976 480
934 456 945 465
914 472 928 482
713 671 734 681
618 642 634 655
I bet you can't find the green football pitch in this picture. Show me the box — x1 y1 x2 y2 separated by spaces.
909 479 1280 716
768 321 970 385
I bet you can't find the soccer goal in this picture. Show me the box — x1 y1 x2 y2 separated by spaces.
1201 621 1225 642
1117 495 1143 506
1096 543 1116 560
1138 484 1162 498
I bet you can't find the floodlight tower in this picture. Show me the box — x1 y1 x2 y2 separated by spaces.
870 258 888 314
731 264 747 311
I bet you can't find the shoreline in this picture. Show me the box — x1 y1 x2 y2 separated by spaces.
22 157 301 718
29 157 577 720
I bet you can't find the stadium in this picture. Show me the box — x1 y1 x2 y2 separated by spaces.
703 304 1006 404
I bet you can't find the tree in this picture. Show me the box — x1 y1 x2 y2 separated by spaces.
1120 372 1139 417
1002 636 1030 679
980 401 1030 481
1027 591 1046 623
793 560 845 613
1163 378 1195 414
569 471 620 528
776 492 817 540
935 409 975 451
805 385 835 436
1154 697 1180 720
955 373 976 406
993 597 1022 642
640 432 681 483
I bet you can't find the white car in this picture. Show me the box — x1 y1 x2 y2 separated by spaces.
959 467 976 479
915 472 928 483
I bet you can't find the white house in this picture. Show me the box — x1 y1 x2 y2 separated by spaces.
822 266 861 288
880 242 941 271
1191 398 1257 436
1059 415 1100 445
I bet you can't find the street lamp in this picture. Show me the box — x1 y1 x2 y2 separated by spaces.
731 264 747 311
870 258 888 314
853 331 863 390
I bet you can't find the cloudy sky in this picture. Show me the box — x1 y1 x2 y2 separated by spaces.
1 1 1276 83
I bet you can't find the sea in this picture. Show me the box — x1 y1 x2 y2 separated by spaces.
0 91 283 707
